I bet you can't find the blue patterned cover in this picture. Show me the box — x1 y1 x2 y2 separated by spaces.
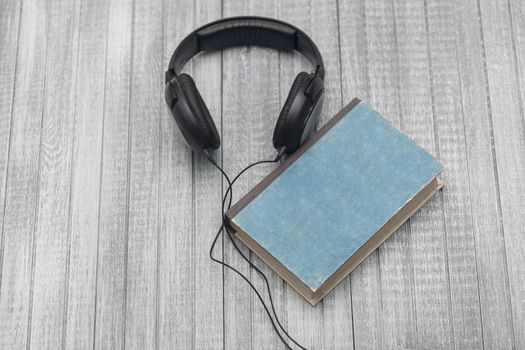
231 103 444 291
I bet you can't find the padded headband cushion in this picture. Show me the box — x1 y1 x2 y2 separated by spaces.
273 72 311 148
198 18 296 51
177 73 220 149
169 17 324 79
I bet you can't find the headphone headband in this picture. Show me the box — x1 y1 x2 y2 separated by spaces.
167 16 325 81
165 16 326 155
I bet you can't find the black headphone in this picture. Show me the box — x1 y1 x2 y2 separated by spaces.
165 16 325 155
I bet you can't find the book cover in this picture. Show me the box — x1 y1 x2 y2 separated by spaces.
226 98 444 305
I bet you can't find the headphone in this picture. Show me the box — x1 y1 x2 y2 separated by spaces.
165 16 325 155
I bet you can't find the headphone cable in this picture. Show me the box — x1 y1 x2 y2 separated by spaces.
204 149 308 350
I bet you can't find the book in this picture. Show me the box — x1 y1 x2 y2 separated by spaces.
225 98 444 305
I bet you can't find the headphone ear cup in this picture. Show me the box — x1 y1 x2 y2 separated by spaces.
273 72 311 150
177 73 220 150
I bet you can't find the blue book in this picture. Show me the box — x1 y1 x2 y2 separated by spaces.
226 99 444 305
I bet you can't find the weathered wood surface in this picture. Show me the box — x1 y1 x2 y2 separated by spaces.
0 0 523 349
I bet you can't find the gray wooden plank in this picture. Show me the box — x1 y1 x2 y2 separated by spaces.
191 0 224 349
392 0 453 349
478 0 525 347
0 0 45 348
0 0 21 239
124 0 164 347
159 2 214 348
158 0 194 349
453 1 515 348
221 0 285 349
506 0 525 346
93 0 133 348
511 0 525 111
64 0 109 347
338 2 385 349
0 0 22 292
28 0 82 347
424 1 484 348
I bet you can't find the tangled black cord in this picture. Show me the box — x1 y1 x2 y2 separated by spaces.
204 149 308 350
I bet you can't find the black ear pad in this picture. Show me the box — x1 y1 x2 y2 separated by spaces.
273 72 311 149
273 72 324 153
176 73 220 150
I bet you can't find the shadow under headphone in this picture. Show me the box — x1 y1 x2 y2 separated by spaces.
165 16 325 155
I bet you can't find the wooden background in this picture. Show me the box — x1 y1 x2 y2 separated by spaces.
1 0 524 348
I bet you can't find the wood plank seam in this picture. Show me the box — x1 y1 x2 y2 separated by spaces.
61 0 84 345
334 2 356 348
475 0 517 347
454 34 486 348
422 0 456 347
27 60 46 350
0 0 22 294
30 0 83 346
1 2 48 348
506 0 525 139
122 0 137 347
91 0 112 346
155 0 166 348
26 4 49 344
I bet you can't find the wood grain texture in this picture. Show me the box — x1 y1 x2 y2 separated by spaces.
93 0 133 348
191 1 224 349
507 0 525 344
351 1 419 349
392 0 453 349
454 0 515 348
64 0 109 347
0 0 44 348
0 0 21 266
28 0 81 348
0 0 19 226
424 1 483 348
158 1 194 348
478 0 525 347
125 0 163 348
1 0 525 348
